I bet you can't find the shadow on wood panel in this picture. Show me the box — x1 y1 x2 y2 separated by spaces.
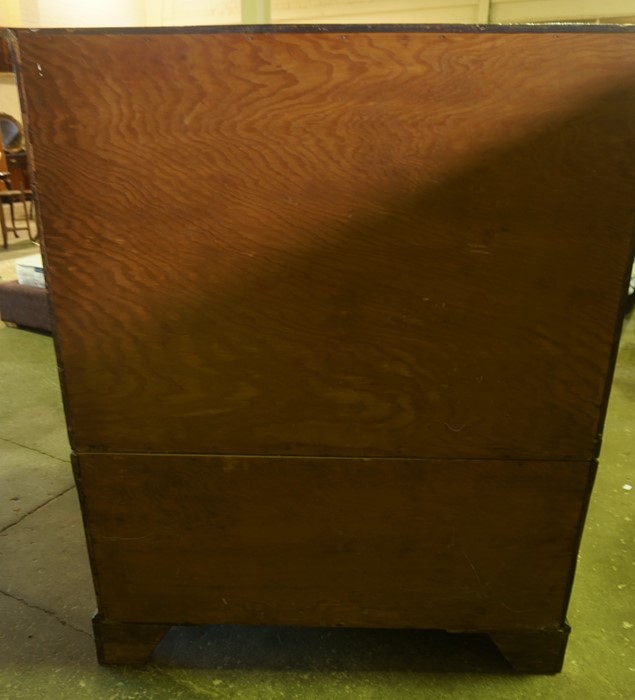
45 78 635 459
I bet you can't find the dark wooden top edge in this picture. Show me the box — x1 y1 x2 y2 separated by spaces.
5 23 635 38
74 451 591 463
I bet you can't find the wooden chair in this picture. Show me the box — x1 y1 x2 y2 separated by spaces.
0 139 32 248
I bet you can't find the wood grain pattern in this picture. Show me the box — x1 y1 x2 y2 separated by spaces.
77 453 592 631
12 29 635 459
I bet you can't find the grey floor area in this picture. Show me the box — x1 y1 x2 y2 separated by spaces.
0 276 633 697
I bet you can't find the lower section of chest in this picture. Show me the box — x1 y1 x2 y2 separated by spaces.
76 452 592 670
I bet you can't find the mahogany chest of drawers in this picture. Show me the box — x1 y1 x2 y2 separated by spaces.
9 24 635 672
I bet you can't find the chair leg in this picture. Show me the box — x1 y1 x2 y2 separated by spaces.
0 203 8 249
5 193 33 241
18 193 32 240
0 193 33 247
7 198 20 238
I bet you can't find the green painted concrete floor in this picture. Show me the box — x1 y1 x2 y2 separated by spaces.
0 311 633 699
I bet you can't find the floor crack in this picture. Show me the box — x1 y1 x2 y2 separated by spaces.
0 435 69 463
0 485 75 535
0 588 92 638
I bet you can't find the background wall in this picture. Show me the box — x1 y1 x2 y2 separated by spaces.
272 0 635 23
2 0 635 29
36 0 144 27
273 0 482 23
0 75 22 121
490 0 635 23
144 1 241 26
